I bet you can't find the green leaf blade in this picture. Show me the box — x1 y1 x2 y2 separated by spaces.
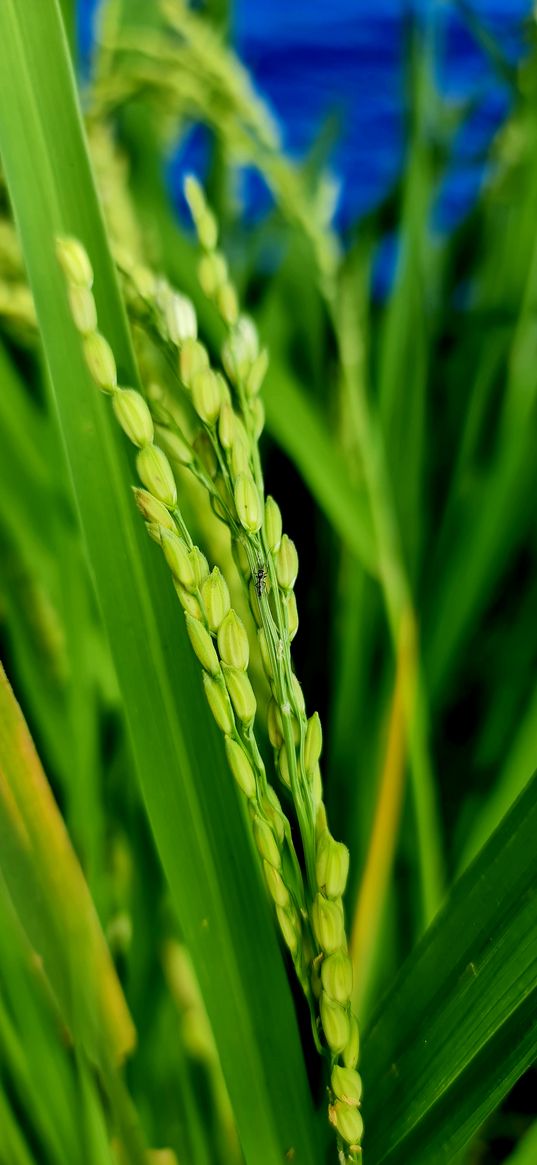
363 770 537 1165
0 4 320 1162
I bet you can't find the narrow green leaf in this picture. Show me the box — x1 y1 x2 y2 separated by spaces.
377 90 432 575
503 1121 537 1165
0 887 83 1165
0 342 55 576
425 438 535 697
425 153 537 697
363 770 537 1165
459 680 537 871
0 1089 36 1165
0 4 320 1161
0 662 136 1066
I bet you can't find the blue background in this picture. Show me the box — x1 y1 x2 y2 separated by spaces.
78 1 532 230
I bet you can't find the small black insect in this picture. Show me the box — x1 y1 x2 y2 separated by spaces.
254 562 268 597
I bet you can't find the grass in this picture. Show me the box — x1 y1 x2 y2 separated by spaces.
0 2 536 1163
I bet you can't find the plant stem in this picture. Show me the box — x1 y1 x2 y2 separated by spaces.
333 271 444 928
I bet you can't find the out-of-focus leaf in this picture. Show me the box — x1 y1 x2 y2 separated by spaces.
0 661 136 1066
459 680 537 871
363 770 537 1165
503 1121 537 1165
0 5 321 1162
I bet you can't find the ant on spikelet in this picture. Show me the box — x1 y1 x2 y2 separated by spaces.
254 561 268 597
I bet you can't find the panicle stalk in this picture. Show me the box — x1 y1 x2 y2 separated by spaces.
182 186 362 1157
57 230 317 1025
58 203 362 1159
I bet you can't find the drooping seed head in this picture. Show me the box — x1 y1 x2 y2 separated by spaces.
311 893 346 953
184 613 220 676
331 1065 362 1107
83 332 117 392
264 496 282 553
316 831 350 899
224 736 256 799
276 534 299 591
202 673 234 735
321 950 353 1004
133 488 176 531
192 367 222 427
201 568 230 631
136 445 177 508
68 285 97 335
113 389 154 448
222 664 256 725
56 236 93 288
218 610 249 670
234 473 262 534
320 993 350 1054
252 816 281 869
342 1014 360 1070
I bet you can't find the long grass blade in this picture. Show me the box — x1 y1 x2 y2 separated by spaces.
0 661 135 1065
0 4 320 1160
362 770 537 1165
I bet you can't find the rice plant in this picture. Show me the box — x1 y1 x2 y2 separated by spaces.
0 3 536 1164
